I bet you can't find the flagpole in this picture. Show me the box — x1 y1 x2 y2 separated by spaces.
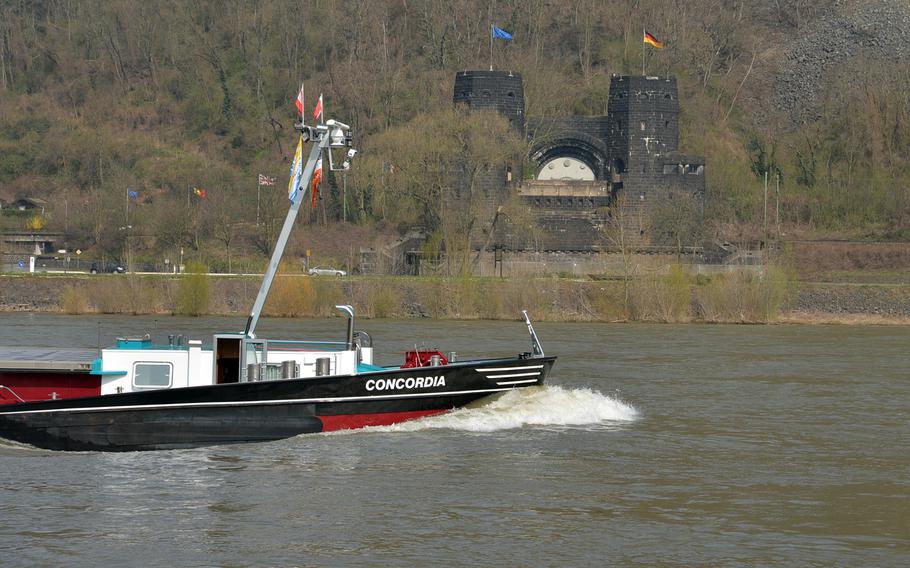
490 24 493 71
642 28 645 75
256 178 261 226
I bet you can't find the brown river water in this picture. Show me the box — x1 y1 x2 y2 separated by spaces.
0 313 907 566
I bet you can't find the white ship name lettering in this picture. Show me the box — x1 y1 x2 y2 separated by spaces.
365 376 446 391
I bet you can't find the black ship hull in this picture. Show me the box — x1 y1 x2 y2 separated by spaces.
0 356 555 451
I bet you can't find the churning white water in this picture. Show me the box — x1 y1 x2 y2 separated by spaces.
363 385 638 433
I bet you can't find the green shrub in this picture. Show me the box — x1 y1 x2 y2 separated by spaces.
453 274 480 318
59 285 92 314
630 265 692 322
370 284 401 318
265 275 316 317
587 283 628 321
694 265 792 323
87 279 135 314
175 262 210 316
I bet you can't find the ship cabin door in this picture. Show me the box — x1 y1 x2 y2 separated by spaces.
213 334 243 384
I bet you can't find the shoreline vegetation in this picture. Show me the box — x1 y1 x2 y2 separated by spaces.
2 266 908 325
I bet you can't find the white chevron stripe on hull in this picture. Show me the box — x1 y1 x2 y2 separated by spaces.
495 378 540 386
475 364 544 372
484 371 542 379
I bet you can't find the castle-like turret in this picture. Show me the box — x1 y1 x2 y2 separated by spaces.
453 70 525 133
606 75 679 180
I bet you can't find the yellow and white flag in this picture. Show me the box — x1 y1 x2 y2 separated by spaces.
288 135 304 203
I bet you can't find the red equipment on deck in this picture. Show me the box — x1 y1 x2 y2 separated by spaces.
401 349 449 368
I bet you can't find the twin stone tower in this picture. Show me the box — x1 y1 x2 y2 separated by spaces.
452 70 705 251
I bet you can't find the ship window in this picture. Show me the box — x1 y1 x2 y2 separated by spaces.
133 362 173 389
507 91 515 97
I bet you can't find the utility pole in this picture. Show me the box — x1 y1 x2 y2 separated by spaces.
763 170 768 240
775 171 781 237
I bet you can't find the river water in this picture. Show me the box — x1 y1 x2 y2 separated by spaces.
0 314 907 566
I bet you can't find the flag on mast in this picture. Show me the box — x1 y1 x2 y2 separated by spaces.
294 83 305 116
311 156 322 209
288 136 304 203
258 174 276 186
492 25 513 40
643 31 664 48
313 94 323 122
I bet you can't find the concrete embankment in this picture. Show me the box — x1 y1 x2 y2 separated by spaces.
0 273 908 324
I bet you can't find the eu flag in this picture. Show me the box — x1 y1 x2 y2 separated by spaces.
492 25 513 40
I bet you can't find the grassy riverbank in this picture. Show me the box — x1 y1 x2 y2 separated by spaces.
2 270 909 324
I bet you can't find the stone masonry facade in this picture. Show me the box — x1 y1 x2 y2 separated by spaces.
453 71 705 251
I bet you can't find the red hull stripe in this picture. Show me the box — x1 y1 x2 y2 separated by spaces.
318 409 450 432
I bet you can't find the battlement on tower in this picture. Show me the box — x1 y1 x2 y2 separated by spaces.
453 70 525 133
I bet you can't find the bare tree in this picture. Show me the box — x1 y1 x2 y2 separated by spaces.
600 194 637 316
649 190 705 261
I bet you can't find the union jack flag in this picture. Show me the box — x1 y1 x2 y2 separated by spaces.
258 174 276 186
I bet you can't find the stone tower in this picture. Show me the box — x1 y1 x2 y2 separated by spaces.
453 70 525 133
606 75 680 192
451 70 526 209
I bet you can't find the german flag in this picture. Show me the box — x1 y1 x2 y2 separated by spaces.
643 31 664 49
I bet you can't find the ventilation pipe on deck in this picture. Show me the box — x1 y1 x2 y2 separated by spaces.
335 305 355 350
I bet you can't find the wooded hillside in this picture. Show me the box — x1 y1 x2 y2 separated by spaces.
1 0 908 268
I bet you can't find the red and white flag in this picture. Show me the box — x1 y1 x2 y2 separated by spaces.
258 174 276 186
294 83 305 116
311 157 323 208
313 94 323 122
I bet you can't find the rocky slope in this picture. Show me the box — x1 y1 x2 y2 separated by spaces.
771 0 910 124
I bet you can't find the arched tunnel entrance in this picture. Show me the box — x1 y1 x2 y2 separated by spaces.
530 134 608 181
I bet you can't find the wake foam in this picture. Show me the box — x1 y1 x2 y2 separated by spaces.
365 385 638 434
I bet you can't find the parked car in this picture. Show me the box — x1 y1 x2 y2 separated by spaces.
307 266 346 276
90 261 126 274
